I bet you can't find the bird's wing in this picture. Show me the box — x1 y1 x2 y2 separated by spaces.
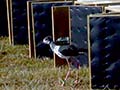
58 45 79 56
70 43 88 53
59 44 88 56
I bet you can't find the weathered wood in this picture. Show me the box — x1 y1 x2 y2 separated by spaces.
75 0 120 6
105 5 120 13
27 1 36 58
6 0 13 45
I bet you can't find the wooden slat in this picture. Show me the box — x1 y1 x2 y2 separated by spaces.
75 0 120 6
27 1 36 58
87 14 92 90
105 5 120 13
52 6 70 67
6 0 13 45
8 0 45 45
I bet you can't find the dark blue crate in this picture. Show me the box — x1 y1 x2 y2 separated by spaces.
89 15 120 89
32 1 73 58
70 6 102 66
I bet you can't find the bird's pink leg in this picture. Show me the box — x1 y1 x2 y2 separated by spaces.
61 58 71 86
61 68 71 86
61 57 80 86
65 68 71 81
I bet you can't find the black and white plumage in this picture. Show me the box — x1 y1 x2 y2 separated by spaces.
43 36 87 61
43 36 87 85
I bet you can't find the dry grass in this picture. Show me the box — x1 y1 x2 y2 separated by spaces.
0 37 90 90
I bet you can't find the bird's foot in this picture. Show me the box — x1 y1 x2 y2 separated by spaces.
61 81 65 86
74 79 78 84
59 78 66 86
73 79 79 87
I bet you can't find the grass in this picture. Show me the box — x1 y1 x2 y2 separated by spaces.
0 37 90 90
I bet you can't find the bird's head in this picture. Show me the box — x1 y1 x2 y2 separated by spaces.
43 36 53 44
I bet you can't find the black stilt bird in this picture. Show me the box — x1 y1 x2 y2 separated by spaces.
43 36 87 85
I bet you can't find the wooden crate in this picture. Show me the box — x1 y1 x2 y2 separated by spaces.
7 0 45 45
105 5 120 13
27 1 72 58
27 0 50 58
51 5 102 67
75 0 120 13
87 14 120 90
75 0 120 6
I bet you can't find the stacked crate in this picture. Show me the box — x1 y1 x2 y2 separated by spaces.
88 14 120 89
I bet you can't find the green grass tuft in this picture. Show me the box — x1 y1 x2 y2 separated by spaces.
0 37 90 90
